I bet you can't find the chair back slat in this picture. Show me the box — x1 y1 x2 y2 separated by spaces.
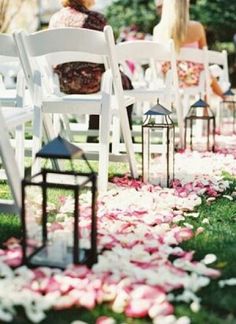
14 28 109 96
21 28 108 57
207 48 229 84
0 33 18 58
177 47 205 64
116 40 173 62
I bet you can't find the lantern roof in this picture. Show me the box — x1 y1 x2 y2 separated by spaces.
223 88 235 96
145 100 172 116
191 98 209 108
36 136 83 159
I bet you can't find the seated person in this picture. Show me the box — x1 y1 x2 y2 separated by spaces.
153 0 225 98
49 0 133 142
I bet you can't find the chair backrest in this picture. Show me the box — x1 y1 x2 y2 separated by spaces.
177 47 206 64
206 47 230 88
0 33 20 90
177 47 211 100
14 27 111 97
115 39 178 90
114 38 185 146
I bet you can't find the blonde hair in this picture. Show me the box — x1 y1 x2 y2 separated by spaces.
154 0 189 52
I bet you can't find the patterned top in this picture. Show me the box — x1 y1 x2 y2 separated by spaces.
162 42 204 88
49 6 106 94
162 61 204 88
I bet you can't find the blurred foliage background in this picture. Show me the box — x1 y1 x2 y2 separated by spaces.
106 0 236 45
106 0 236 85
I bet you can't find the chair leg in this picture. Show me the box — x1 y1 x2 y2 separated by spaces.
175 94 184 148
0 110 21 212
32 106 43 174
111 115 120 155
119 101 138 178
15 124 25 177
43 114 63 170
98 92 111 192
32 108 59 173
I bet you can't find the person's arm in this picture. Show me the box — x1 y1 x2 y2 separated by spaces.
198 22 207 49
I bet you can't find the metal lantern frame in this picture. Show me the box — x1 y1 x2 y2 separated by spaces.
21 136 97 269
184 98 216 152
220 88 236 134
142 101 175 188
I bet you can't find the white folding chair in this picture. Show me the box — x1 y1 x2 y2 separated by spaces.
176 47 211 116
113 39 183 151
0 33 31 178
205 47 231 128
14 26 138 192
206 48 230 90
0 33 26 108
175 47 211 138
0 106 33 214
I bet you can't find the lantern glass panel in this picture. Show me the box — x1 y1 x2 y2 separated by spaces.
22 170 96 269
184 101 216 152
220 100 236 134
142 116 175 188
23 184 43 259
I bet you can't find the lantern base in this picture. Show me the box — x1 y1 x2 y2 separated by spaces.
26 245 95 269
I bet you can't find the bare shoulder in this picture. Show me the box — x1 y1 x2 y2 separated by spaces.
187 20 206 47
189 20 205 32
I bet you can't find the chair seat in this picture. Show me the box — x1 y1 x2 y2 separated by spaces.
125 87 168 101
42 93 135 115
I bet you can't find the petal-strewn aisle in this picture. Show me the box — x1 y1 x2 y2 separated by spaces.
0 137 236 323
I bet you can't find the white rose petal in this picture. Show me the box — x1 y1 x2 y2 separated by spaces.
202 254 217 265
176 316 191 324
219 278 236 288
190 301 200 313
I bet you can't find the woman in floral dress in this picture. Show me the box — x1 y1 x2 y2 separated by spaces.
154 0 224 98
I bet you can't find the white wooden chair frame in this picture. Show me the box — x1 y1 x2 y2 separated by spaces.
0 106 33 214
0 33 29 178
14 26 138 193
205 47 230 128
176 47 211 114
114 39 183 150
175 47 211 138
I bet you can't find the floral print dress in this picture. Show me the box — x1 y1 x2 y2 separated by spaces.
162 60 204 88
162 42 204 88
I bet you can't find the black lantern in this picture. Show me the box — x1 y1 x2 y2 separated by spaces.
21 136 97 269
184 98 216 152
220 88 236 134
142 100 175 188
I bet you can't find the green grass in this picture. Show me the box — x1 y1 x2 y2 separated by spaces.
177 196 236 324
0 178 236 323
